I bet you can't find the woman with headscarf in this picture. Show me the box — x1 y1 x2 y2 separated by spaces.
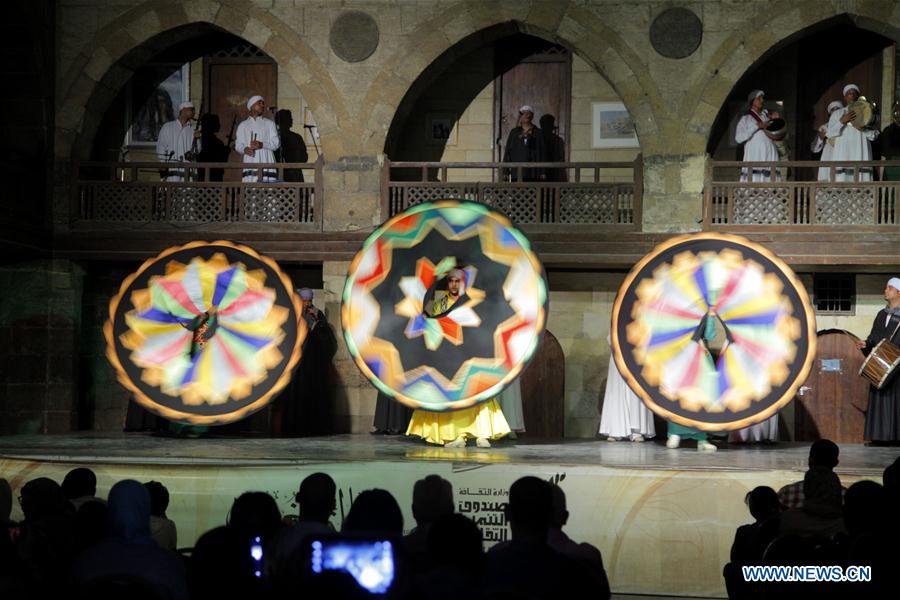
734 89 781 182
71 479 188 600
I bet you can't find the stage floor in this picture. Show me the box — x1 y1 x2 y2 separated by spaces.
0 432 895 475
1 434 897 598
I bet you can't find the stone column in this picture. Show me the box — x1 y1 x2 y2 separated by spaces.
640 153 706 233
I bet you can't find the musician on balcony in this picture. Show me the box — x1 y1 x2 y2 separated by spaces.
236 95 281 182
503 105 546 182
156 101 200 181
855 278 900 445
826 84 879 182
734 90 781 182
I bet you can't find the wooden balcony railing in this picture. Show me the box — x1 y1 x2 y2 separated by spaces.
71 157 324 230
705 160 899 229
382 158 642 230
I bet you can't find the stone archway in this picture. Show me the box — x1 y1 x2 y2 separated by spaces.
686 4 900 154
359 1 661 157
56 0 346 161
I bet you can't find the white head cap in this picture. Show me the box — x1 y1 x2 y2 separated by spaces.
298 287 314 300
247 95 264 110
178 101 194 112
842 84 860 96
448 268 465 279
519 105 534 114
747 90 764 104
888 277 900 292
827 101 843 113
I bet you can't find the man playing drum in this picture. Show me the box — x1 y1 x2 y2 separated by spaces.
856 277 900 444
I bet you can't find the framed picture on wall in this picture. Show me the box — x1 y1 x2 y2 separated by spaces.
426 112 458 146
125 63 190 147
591 102 639 148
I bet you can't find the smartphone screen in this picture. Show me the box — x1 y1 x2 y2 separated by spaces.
309 538 395 594
250 536 264 579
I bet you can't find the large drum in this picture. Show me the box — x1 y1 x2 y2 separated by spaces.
341 200 548 412
105 241 304 425
611 233 817 431
859 338 900 389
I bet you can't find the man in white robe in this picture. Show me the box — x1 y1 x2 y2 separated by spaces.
156 101 199 181
734 90 781 182
811 101 843 181
826 84 879 182
236 95 281 182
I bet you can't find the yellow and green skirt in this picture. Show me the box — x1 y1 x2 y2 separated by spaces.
407 399 511 445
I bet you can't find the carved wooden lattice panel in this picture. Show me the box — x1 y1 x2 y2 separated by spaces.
242 187 299 222
814 188 875 224
732 187 790 224
404 186 477 206
559 185 626 224
168 186 225 222
92 184 152 222
480 187 537 223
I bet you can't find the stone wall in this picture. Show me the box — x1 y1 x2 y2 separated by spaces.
8 1 897 435
0 261 83 434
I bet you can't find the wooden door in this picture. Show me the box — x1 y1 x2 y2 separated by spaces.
794 329 869 443
204 59 277 181
520 330 565 438
494 44 571 177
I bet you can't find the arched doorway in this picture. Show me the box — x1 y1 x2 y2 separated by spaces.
89 25 318 171
707 16 893 172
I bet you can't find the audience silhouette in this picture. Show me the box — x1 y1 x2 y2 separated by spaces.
2 446 897 599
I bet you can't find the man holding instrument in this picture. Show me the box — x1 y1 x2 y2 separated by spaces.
827 84 879 182
236 95 280 182
156 101 200 181
856 277 900 444
734 90 781 182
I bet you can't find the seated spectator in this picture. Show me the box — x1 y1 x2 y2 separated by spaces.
483 476 610 600
342 489 404 536
190 492 282 600
777 439 844 509
16 477 76 594
840 480 898 598
779 467 844 538
271 472 337 575
416 513 483 600
62 467 104 511
71 479 187 600
547 483 610 591
404 475 454 572
0 478 25 596
73 499 109 554
723 486 781 599
144 481 177 551
0 478 13 530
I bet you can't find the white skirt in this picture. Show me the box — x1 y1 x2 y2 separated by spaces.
599 356 655 438
728 414 779 442
498 379 525 432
